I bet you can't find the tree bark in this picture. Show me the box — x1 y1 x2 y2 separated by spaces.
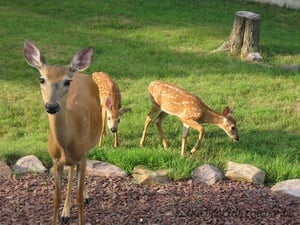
213 11 261 58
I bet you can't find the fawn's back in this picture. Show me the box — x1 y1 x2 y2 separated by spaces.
149 80 211 120
92 72 122 110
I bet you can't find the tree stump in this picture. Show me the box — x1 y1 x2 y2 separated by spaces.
213 11 261 58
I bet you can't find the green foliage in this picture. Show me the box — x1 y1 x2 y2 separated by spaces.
0 0 299 185
89 146 201 180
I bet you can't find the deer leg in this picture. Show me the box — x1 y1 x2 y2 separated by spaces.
181 124 190 157
84 185 91 204
140 115 151 146
155 111 169 149
181 119 204 154
114 131 119 148
52 162 63 225
191 125 204 154
140 104 161 147
99 109 107 146
76 159 86 225
61 166 74 224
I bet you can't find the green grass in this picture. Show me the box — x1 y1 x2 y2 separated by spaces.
0 0 299 185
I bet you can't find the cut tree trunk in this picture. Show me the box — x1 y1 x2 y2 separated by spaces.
213 11 261 58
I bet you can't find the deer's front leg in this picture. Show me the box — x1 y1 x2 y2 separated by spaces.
181 119 204 154
61 166 74 224
52 162 63 225
99 108 107 146
140 115 151 147
155 111 169 149
114 131 119 148
181 124 190 156
141 103 161 147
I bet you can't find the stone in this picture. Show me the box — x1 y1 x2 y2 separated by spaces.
280 64 299 72
132 165 171 185
255 0 300 9
0 161 12 178
12 155 47 173
225 161 266 185
246 52 263 62
191 164 224 185
271 179 300 198
86 160 127 178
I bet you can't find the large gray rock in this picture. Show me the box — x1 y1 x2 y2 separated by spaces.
0 161 12 178
86 160 127 178
225 161 266 185
132 165 171 185
13 155 47 173
191 164 224 185
271 179 300 198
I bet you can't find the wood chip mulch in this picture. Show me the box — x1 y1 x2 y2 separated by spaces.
0 173 299 225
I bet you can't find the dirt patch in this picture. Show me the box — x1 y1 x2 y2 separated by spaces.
1 173 299 225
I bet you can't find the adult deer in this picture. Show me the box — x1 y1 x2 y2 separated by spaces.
92 72 131 147
24 40 101 225
140 80 239 156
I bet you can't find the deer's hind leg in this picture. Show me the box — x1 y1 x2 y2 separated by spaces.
76 159 87 225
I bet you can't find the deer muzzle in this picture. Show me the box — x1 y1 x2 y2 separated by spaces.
110 127 117 133
45 102 60 114
233 136 239 141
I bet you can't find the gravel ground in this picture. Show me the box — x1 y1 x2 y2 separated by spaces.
0 173 299 225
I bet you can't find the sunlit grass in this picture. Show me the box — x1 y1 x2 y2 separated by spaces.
0 0 299 185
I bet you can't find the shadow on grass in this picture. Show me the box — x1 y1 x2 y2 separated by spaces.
1 0 299 84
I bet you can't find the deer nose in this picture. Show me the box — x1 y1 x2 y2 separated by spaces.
45 102 60 114
110 127 117 133
234 136 239 141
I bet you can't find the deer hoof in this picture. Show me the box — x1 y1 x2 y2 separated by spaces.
61 216 70 224
84 197 92 204
190 148 197 154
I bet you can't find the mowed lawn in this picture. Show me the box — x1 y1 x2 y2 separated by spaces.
0 0 299 184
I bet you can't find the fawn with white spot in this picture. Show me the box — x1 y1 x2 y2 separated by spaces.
92 72 131 147
140 80 239 156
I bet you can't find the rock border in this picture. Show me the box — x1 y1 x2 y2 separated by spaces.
1 155 299 199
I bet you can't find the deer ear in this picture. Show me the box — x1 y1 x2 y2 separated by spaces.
69 47 93 72
105 96 113 110
223 106 232 118
24 40 46 70
119 107 131 116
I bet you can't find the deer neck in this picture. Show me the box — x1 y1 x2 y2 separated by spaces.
48 108 71 147
200 108 224 125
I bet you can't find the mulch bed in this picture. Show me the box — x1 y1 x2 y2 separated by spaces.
1 173 299 225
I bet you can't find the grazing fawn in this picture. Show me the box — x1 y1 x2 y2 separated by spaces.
24 40 101 225
140 80 239 156
92 72 131 147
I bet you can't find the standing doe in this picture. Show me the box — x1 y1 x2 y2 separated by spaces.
24 40 101 225
140 80 239 156
92 72 131 147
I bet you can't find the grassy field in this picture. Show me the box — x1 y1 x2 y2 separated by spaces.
0 0 299 185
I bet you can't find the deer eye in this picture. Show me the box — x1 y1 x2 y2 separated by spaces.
231 126 236 131
39 77 45 84
117 119 120 123
64 79 72 86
